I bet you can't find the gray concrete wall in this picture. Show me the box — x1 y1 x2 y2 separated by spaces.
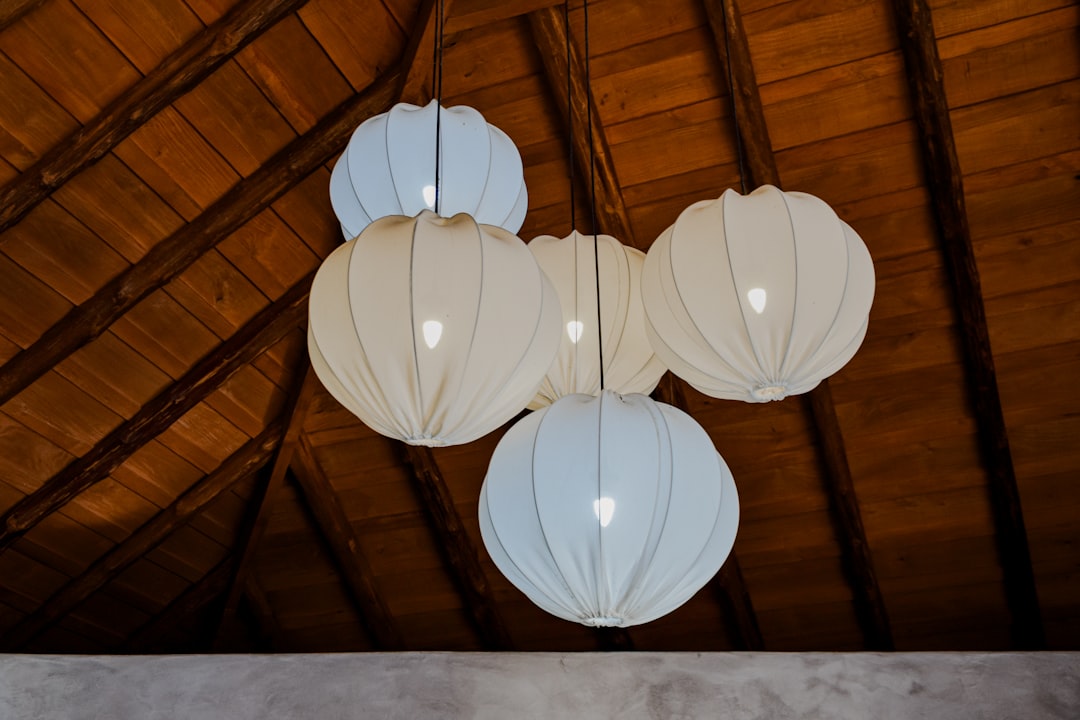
1 652 1077 719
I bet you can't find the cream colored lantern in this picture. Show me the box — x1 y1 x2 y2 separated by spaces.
329 100 528 238
526 231 666 408
308 211 562 446
642 185 875 402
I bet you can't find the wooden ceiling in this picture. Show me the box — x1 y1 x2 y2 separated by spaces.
0 0 1076 654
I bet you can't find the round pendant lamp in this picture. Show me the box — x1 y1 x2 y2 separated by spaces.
308 210 562 446
526 231 666 409
329 100 528 239
641 184 875 402
480 390 739 627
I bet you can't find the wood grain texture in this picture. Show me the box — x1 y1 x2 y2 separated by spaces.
1 423 282 650
400 444 513 650
0 0 45 34
891 0 1043 649
0 0 311 233
0 275 310 552
292 436 404 650
0 66 401 408
528 5 634 243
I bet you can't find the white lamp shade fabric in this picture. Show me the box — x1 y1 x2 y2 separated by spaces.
308 210 562 446
642 184 875 402
480 390 739 627
330 100 528 239
526 232 667 409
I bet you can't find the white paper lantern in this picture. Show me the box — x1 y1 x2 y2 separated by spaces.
642 184 875 402
480 390 739 627
526 231 667 409
330 100 528 239
308 210 562 446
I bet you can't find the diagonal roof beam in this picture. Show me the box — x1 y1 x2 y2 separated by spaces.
891 0 1042 649
291 436 403 650
212 363 319 649
702 0 893 650
121 556 237 653
0 0 46 33
0 273 310 552
400 444 513 650
397 0 453 105
0 422 283 650
0 65 402 408
0 0 311 234
527 5 634 243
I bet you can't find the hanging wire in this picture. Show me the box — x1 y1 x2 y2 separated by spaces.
432 0 445 213
564 0 576 231
721 3 748 195
583 0 605 392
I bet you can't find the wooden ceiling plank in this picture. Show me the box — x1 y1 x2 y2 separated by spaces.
212 364 319 648
400 444 513 650
0 274 310 552
0 422 282 651
890 0 1044 650
397 0 452 106
291 436 404 650
0 0 311 234
711 554 765 650
121 555 236 653
527 5 634 244
0 64 403 409
0 0 45 33
702 0 894 651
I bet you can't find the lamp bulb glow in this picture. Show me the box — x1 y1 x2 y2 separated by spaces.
567 320 585 344
747 287 767 314
422 320 443 349
422 184 437 209
592 496 615 528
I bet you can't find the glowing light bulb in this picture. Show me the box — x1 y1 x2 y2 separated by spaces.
592 496 615 528
566 320 584 344
422 184 436 209
747 287 767 314
422 320 443 349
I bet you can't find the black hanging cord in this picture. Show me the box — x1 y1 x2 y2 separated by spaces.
433 0 445 213
721 3 748 195
565 0 575 231
582 0 605 392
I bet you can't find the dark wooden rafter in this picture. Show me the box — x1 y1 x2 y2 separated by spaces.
0 0 311 234
0 0 45 33
0 422 284 651
240 575 280 651
122 556 237 653
212 364 320 648
400 444 513 650
891 0 1043 649
0 274 311 552
0 66 402 408
527 5 634 243
702 0 893 650
397 0 449 105
660 375 763 650
291 436 404 650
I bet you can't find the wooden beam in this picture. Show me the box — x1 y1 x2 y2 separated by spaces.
701 0 777 188
0 65 402 409
0 423 283 651
528 5 634 243
807 383 893 650
0 0 45 33
122 557 236 653
291 436 404 650
444 0 559 35
711 555 764 650
0 275 310 552
212 364 319 648
702 0 893 650
397 0 452 105
400 444 514 650
0 0 311 234
241 575 280 651
891 0 1043 649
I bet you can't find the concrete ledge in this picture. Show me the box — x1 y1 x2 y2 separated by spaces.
2 652 1078 719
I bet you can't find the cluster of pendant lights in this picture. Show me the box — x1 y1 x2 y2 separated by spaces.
309 98 874 628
